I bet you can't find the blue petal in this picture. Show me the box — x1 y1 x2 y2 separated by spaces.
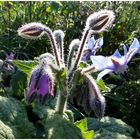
112 49 121 58
88 36 95 50
127 38 140 63
122 44 127 55
97 69 114 81
93 37 103 53
90 55 114 70
129 38 140 51
96 37 103 48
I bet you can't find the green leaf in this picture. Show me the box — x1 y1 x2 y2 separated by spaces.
105 93 124 102
13 60 38 78
82 131 94 139
75 118 94 139
87 116 134 139
0 120 15 139
97 79 106 91
51 2 60 11
59 68 66 78
97 79 110 92
46 6 51 13
42 111 82 139
75 118 87 132
32 98 57 119
64 110 74 122
56 68 67 91
55 1 63 7
94 129 132 139
79 62 88 68
10 70 27 99
0 96 35 138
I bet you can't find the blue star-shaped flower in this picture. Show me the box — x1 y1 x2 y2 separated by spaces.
82 36 103 61
90 38 140 80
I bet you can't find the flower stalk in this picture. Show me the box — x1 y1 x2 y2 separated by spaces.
43 28 61 67
56 92 68 115
81 65 96 75
18 23 61 67
72 28 90 71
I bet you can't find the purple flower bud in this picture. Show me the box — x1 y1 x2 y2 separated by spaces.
27 64 54 104
6 52 14 61
39 53 55 64
89 94 106 119
84 74 106 118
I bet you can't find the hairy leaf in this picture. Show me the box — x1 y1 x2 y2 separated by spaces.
0 120 15 139
10 70 27 99
94 129 132 139
13 60 38 77
41 110 82 139
0 96 35 138
87 116 134 139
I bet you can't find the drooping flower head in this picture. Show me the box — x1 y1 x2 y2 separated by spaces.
84 74 105 118
69 72 105 118
18 22 61 67
90 38 140 81
82 36 103 61
27 56 54 104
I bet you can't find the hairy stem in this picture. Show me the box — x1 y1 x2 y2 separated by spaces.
67 48 75 70
68 28 90 81
60 39 64 64
81 65 96 75
56 92 67 115
44 28 61 67
73 28 90 70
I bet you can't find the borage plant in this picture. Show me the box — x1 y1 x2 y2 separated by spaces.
16 10 140 138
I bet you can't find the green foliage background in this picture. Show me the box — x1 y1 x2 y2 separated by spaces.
0 1 140 138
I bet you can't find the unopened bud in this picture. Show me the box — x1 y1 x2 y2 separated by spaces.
27 63 54 104
84 74 106 118
69 39 80 52
17 22 49 39
53 30 65 63
89 93 105 118
53 30 65 44
86 10 115 33
67 39 80 70
39 53 55 64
